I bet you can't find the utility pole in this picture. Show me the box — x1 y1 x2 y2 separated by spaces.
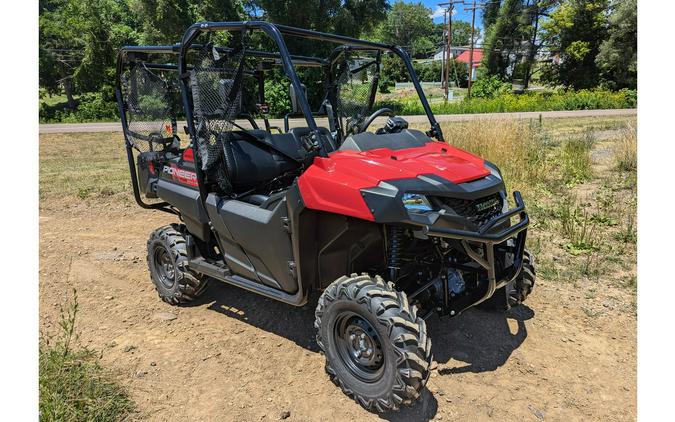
464 0 486 99
442 9 447 95
439 1 463 103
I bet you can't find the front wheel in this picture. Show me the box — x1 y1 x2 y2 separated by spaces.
315 274 432 413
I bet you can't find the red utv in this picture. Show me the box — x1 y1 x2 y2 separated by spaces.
115 21 534 412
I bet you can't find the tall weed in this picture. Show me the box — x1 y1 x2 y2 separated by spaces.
560 131 594 186
40 291 134 421
614 123 637 172
556 196 600 255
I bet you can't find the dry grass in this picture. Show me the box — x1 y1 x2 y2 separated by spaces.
439 119 551 194
613 124 637 172
423 116 637 299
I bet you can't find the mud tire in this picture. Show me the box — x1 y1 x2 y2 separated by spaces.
147 224 208 305
315 273 432 413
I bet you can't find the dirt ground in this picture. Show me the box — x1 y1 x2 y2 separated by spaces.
39 119 636 422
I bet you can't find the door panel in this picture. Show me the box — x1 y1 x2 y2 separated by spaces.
205 194 298 293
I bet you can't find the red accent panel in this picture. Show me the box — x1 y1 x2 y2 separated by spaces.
182 147 194 162
298 141 490 221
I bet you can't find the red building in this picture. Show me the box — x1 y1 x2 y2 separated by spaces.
454 49 483 69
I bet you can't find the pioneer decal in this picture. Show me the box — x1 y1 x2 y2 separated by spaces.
163 165 198 187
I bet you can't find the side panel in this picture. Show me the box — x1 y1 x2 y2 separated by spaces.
289 181 386 291
205 194 298 293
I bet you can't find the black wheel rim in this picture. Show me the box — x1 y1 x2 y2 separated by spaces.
332 312 384 382
153 245 175 288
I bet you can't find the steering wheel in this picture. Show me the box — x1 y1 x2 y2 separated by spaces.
358 108 394 133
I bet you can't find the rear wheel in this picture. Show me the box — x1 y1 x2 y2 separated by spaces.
315 274 432 413
147 224 209 304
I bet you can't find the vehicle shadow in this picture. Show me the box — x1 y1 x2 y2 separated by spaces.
185 281 322 352
378 388 438 422
428 305 534 375
186 281 532 421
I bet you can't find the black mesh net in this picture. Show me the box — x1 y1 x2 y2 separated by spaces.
335 56 379 135
121 64 180 153
189 44 248 193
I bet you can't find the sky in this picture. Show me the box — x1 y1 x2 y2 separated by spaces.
411 0 484 29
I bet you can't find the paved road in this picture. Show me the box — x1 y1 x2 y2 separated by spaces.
39 108 637 134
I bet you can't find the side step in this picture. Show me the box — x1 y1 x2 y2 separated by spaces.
189 258 308 307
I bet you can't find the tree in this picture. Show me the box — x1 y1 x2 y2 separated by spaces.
481 0 529 79
132 0 245 44
39 0 139 109
596 0 637 89
252 0 388 38
520 0 556 88
434 20 481 47
335 0 390 37
540 0 609 89
377 1 435 57
482 0 502 29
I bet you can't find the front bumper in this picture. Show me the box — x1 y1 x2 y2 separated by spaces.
416 191 529 312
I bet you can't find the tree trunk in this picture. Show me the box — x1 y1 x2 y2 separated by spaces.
523 3 541 89
63 78 76 111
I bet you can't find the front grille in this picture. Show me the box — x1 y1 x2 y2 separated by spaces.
433 193 503 227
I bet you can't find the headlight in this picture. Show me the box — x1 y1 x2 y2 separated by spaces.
402 193 433 212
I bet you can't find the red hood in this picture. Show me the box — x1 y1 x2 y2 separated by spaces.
318 142 489 184
298 141 490 221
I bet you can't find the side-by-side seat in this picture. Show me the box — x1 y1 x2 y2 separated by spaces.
219 127 335 196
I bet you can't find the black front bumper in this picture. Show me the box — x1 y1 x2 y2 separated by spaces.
418 191 529 312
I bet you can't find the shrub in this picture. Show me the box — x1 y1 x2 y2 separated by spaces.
73 93 119 121
40 92 118 123
413 61 443 82
263 79 292 118
470 76 512 98
375 88 637 116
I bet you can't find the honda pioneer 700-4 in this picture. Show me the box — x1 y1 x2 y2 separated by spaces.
116 21 534 412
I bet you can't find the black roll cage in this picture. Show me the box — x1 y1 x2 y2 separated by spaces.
116 21 445 213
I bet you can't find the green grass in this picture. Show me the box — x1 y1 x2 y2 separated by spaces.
39 133 131 204
40 92 78 107
40 92 119 123
556 197 600 256
40 291 135 421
